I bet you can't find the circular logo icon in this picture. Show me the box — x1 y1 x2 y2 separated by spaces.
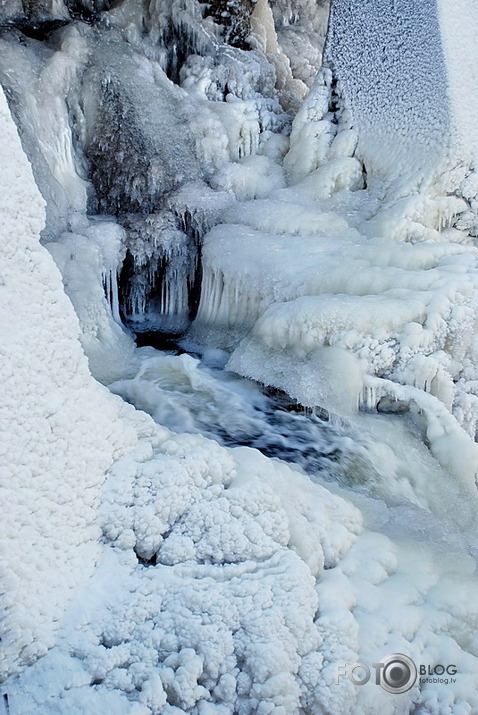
378 654 417 693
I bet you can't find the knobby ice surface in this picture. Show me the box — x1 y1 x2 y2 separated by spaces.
1 1 478 714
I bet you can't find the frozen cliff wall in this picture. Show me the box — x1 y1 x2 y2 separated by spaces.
0 0 325 239
0 0 321 348
437 0 478 234
0 86 133 679
324 0 478 199
324 0 449 187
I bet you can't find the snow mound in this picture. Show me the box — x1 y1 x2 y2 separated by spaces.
5 410 478 713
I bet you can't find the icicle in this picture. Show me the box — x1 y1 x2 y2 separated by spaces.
101 265 122 325
120 213 197 332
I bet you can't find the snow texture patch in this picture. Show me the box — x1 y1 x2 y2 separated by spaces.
325 0 450 186
4 413 478 713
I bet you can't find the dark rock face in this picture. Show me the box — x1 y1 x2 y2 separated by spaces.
198 0 255 48
84 37 202 217
65 0 118 14
22 0 56 17
0 0 256 36
0 0 67 23
86 77 152 216
0 0 116 27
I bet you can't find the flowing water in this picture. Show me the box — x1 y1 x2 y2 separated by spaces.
109 342 478 557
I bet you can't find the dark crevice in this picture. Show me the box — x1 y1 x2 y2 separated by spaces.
134 331 185 350
188 242 203 321
0 18 70 40
135 549 158 567
160 23 200 85
64 0 120 22
329 76 340 118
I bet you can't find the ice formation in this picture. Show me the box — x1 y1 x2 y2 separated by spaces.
190 0 478 483
2 0 478 713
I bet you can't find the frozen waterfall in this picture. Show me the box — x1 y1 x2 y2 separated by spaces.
1 1 478 714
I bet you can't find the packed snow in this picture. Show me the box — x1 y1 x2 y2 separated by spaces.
2 0 478 713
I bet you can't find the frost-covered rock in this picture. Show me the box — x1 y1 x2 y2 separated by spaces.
0 0 70 25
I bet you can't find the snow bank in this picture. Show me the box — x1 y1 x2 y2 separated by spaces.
0 87 134 678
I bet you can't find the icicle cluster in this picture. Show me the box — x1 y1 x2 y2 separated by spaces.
120 214 196 332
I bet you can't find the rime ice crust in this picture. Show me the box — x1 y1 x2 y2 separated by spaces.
325 0 478 208
0 86 133 678
325 0 450 185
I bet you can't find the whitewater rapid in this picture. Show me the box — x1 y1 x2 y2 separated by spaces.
109 345 478 554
